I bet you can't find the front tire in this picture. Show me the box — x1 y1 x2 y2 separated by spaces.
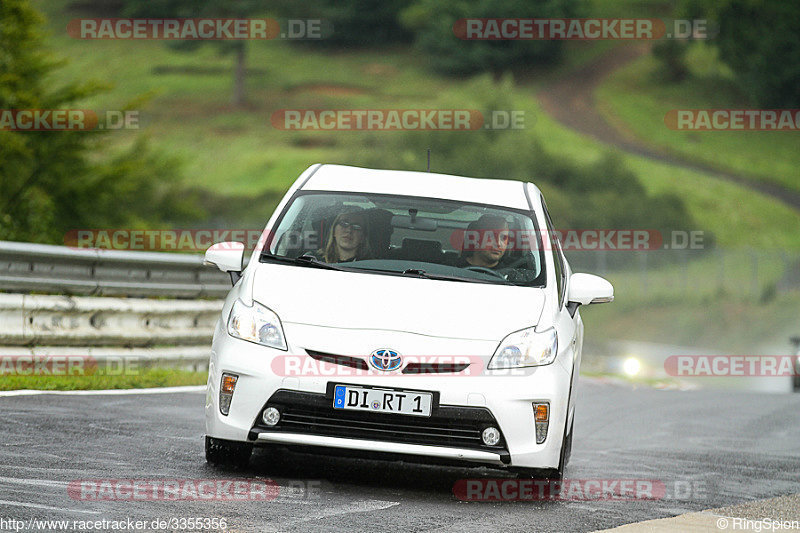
549 417 574 482
205 436 252 469
517 418 573 482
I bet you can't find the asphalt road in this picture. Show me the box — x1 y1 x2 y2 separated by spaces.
2 380 800 533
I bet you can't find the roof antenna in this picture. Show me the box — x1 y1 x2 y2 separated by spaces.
426 149 431 172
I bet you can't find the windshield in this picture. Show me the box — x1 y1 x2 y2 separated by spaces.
262 191 545 287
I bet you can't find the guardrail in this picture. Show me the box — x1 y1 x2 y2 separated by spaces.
0 240 231 298
0 346 213 372
0 293 222 347
0 241 232 371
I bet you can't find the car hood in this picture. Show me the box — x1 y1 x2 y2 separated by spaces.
250 263 545 341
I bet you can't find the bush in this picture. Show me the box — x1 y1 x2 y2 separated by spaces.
347 76 695 235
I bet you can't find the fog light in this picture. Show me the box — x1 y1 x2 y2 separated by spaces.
482 427 501 446
219 373 238 416
533 402 549 444
262 407 280 426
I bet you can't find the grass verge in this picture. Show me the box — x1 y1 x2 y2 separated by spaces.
596 43 800 193
0 367 207 391
31 0 800 250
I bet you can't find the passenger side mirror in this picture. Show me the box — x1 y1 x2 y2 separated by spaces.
567 273 614 306
204 242 245 284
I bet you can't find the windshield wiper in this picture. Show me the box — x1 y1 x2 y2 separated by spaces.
394 268 511 284
260 253 347 271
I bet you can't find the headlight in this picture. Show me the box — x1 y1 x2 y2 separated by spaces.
227 299 287 350
488 327 557 369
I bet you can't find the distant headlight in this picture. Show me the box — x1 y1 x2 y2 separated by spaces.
227 299 287 350
488 327 558 369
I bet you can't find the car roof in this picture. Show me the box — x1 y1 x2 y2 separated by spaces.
300 164 538 211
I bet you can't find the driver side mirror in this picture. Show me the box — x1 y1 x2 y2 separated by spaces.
204 242 245 284
568 273 614 307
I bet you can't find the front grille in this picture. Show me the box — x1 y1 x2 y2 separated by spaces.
402 362 470 374
304 349 471 374
250 387 507 454
306 349 368 370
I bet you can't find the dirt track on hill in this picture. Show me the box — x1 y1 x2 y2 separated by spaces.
537 43 800 212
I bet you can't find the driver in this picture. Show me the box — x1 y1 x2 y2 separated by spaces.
456 214 510 269
319 207 373 263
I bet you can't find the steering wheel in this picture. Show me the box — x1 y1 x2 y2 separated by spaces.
502 256 531 270
465 266 506 279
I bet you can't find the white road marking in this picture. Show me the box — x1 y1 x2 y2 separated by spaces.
0 475 317 506
280 499 400 527
0 475 70 488
0 499 100 514
0 386 205 397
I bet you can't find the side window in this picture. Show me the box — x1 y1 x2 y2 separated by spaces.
541 197 566 308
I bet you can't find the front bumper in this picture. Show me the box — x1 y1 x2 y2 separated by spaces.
206 333 574 470
249 387 510 466
254 433 507 466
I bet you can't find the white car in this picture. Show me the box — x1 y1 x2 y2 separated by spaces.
203 164 613 479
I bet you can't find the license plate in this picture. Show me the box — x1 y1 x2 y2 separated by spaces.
333 385 432 417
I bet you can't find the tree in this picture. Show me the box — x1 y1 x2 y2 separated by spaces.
682 0 800 107
124 0 265 107
714 0 800 107
652 39 689 82
274 0 412 47
401 0 581 76
0 0 200 244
